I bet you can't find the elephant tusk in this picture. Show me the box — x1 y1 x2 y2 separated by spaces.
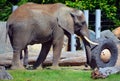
76 36 99 45
83 36 99 45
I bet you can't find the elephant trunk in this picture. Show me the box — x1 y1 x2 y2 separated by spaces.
79 30 98 65
82 36 91 65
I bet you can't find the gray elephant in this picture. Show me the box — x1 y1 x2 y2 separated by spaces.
6 3 97 69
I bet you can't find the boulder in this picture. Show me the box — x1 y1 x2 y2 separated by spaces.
112 27 120 40
91 66 120 79
0 66 13 80
101 30 120 43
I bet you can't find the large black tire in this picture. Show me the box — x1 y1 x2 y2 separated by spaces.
90 37 118 69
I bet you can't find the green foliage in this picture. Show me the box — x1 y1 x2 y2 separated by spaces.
1 69 120 81
65 0 95 10
0 0 65 21
0 0 12 21
17 0 28 5
7 69 92 81
0 0 120 28
65 0 120 28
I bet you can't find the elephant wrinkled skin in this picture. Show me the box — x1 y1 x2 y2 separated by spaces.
6 3 97 69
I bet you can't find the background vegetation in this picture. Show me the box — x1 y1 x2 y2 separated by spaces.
0 0 120 30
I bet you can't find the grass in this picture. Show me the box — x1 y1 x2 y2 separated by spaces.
1 67 120 81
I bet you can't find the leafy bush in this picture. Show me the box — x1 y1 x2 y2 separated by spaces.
0 0 120 29
0 0 12 21
65 0 120 29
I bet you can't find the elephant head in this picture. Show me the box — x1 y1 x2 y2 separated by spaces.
56 6 98 65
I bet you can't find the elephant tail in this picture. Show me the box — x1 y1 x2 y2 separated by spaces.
5 23 12 43
5 23 10 42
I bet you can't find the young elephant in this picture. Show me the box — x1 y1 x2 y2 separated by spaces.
7 3 97 69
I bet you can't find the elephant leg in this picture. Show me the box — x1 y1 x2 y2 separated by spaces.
8 34 22 69
20 50 23 65
33 40 52 69
18 47 28 67
52 41 63 68
11 50 25 70
82 38 91 65
64 33 71 51
52 31 64 68
23 46 28 67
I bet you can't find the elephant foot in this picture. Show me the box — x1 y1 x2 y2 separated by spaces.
26 65 43 70
47 66 61 70
26 65 34 70
36 66 43 70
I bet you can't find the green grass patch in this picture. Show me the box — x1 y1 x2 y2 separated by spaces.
1 68 120 81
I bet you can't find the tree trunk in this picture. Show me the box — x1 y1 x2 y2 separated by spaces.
0 51 86 67
91 66 120 79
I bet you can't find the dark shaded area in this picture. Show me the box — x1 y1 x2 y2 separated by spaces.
89 11 115 31
7 0 20 5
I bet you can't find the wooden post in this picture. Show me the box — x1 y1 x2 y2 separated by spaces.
84 10 89 27
12 5 18 12
95 9 101 39
71 34 76 52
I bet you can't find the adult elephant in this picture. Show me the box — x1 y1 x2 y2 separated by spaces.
6 3 98 69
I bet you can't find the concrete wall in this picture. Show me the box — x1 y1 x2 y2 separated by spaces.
0 22 12 54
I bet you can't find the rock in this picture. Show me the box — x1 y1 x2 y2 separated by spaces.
0 66 13 80
0 22 12 54
91 68 106 79
0 51 86 67
91 66 120 79
100 30 120 44
89 29 96 41
112 27 120 40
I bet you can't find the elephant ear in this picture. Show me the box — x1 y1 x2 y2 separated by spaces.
57 12 74 34
70 10 85 24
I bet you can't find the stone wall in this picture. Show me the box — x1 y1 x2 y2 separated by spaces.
0 22 12 54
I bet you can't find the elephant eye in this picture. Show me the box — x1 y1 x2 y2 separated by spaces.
81 21 86 25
